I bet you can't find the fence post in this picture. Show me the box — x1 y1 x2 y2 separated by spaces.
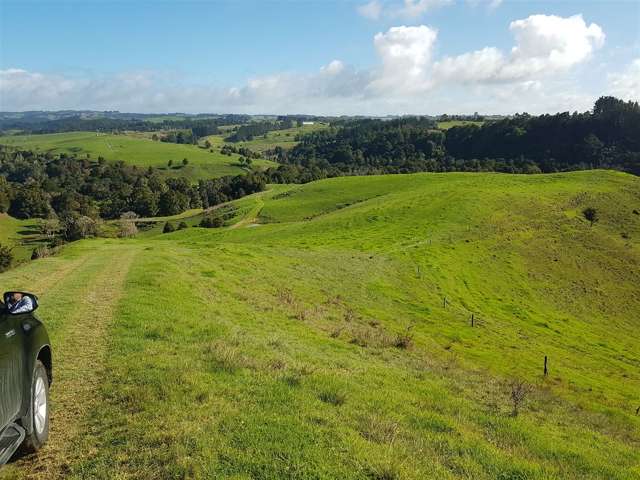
544 356 548 376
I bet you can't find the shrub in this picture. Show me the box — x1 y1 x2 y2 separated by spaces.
510 380 532 417
163 222 175 233
583 207 598 226
31 246 51 260
0 244 13 272
200 214 224 228
62 213 98 241
178 221 188 230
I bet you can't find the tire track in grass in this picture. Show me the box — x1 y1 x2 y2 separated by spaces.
3 245 138 479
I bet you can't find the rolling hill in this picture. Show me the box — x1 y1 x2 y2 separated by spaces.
0 131 277 180
0 170 638 479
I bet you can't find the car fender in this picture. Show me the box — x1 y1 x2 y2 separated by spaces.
18 317 51 434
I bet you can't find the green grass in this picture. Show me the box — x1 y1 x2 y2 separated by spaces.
1 170 639 479
0 213 45 262
0 131 277 180
205 123 330 153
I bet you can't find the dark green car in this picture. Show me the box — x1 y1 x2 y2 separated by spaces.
0 292 52 465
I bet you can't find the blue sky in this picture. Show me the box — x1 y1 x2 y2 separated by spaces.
1 0 638 114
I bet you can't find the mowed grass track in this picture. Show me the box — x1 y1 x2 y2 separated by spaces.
0 132 276 180
0 170 639 479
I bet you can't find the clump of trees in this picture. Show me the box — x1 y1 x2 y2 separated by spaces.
220 144 262 159
225 119 294 142
199 213 224 228
0 147 267 223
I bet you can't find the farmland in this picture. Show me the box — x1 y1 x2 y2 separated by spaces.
0 170 638 479
0 131 277 180
205 123 330 153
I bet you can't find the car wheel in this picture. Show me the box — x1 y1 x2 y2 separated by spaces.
22 360 50 452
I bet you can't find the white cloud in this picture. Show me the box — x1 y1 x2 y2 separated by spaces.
0 15 610 115
431 14 605 83
395 0 453 18
370 25 438 92
357 0 383 20
607 59 640 101
321 60 345 75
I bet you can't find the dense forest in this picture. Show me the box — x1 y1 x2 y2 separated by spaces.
276 97 640 175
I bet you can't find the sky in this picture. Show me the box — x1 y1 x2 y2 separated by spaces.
0 0 638 115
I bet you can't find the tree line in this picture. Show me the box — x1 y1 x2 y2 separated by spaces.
225 119 296 142
275 97 639 175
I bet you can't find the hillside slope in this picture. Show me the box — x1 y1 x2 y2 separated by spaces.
1 171 639 479
0 132 276 180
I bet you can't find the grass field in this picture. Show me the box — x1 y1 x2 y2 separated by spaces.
0 214 45 263
0 132 277 180
205 123 330 153
1 170 639 479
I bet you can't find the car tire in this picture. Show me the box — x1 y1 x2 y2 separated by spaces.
21 360 50 452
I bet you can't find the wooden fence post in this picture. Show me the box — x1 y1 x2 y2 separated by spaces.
544 356 548 376
471 313 474 327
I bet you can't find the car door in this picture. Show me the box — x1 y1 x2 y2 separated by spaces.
0 312 22 430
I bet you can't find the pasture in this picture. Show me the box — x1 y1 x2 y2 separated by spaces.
206 122 330 153
0 170 638 479
0 132 277 180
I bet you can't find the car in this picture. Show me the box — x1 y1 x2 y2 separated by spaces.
0 291 51 466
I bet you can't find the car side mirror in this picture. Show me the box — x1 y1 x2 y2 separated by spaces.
3 291 38 314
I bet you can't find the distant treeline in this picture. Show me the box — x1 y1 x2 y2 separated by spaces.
275 97 640 175
0 115 249 135
225 119 296 142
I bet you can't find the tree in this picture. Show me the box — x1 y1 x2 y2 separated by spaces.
182 158 189 166
62 213 98 241
118 211 139 238
168 159 173 168
41 219 62 239
163 222 175 233
583 207 598 227
0 243 13 272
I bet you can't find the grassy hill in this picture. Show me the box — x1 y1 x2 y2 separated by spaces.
205 123 329 153
1 171 639 479
0 131 277 180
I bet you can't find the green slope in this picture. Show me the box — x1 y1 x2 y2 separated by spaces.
1 171 639 479
0 131 276 180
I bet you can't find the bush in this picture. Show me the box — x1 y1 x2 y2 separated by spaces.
31 245 51 260
163 222 175 233
200 214 224 228
62 214 98 241
583 207 599 226
178 221 188 230
0 244 13 272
